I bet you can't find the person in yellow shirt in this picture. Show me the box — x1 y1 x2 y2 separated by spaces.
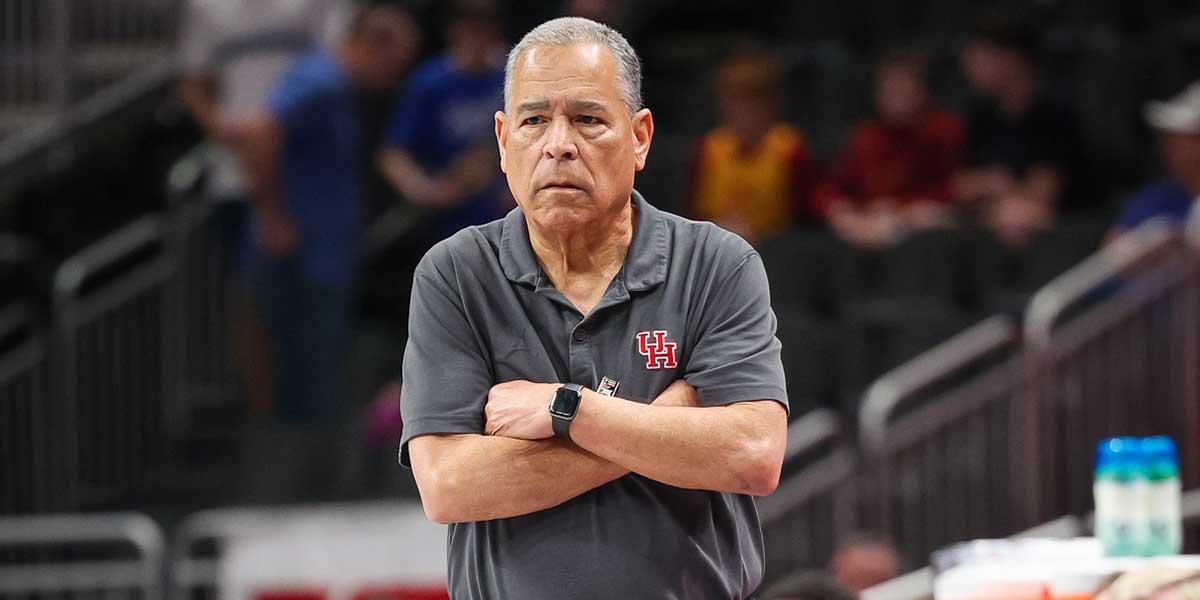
689 50 818 244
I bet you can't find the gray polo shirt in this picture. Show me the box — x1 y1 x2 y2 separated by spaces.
400 190 788 599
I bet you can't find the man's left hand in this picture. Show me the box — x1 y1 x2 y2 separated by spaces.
485 380 560 440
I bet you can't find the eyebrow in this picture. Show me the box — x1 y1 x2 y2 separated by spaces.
515 100 550 114
568 99 611 114
514 99 614 115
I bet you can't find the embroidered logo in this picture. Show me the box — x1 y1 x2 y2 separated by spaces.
635 330 678 369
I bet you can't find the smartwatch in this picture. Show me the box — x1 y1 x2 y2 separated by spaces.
550 383 585 439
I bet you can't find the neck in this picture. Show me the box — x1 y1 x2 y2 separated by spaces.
528 199 635 294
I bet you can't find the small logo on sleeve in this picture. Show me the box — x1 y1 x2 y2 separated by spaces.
635 330 677 369
597 376 621 397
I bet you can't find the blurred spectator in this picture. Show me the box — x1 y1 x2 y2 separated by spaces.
688 49 818 244
829 533 902 593
234 4 420 424
565 0 622 25
1111 82 1200 237
956 11 1089 247
377 0 510 243
816 49 964 248
177 0 346 414
759 572 858 600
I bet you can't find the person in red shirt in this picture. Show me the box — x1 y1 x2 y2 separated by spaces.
817 50 964 247
688 50 818 244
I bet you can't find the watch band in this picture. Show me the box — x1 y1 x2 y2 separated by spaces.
552 407 572 438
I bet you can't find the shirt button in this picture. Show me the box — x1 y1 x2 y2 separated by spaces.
573 329 587 342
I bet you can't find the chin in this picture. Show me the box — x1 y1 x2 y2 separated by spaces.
530 206 593 231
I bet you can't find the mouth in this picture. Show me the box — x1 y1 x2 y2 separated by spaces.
540 181 586 193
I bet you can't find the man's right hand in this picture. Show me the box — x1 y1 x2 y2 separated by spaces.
256 208 300 258
651 379 700 408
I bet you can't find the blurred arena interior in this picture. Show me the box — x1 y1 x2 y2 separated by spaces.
2 0 1200 598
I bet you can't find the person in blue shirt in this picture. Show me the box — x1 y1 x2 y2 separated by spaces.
232 5 419 422
378 0 511 241
1112 81 1200 238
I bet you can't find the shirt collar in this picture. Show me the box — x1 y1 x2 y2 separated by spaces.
499 189 669 292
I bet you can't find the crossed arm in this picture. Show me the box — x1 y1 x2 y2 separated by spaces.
408 380 787 524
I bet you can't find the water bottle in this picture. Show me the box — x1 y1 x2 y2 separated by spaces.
1140 436 1182 556
1093 437 1146 556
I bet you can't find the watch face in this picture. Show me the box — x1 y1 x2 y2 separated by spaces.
551 386 582 418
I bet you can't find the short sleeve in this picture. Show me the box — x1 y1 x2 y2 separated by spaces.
266 62 328 140
398 262 494 468
684 251 789 413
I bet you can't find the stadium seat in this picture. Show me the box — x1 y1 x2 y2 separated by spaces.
775 309 842 416
839 299 973 415
881 228 978 309
759 229 853 317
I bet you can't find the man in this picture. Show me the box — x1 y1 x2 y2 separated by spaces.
400 17 789 599
378 0 510 243
237 5 418 423
177 0 345 413
689 49 817 244
1110 81 1200 237
818 49 963 248
955 11 1089 246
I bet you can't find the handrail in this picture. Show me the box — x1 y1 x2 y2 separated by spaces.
859 315 1017 456
782 407 842 466
166 143 216 203
0 59 178 200
1024 217 1179 350
757 409 853 524
52 215 165 305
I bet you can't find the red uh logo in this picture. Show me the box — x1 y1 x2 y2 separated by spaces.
636 330 677 369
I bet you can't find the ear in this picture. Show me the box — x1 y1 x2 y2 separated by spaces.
631 108 654 172
494 110 509 174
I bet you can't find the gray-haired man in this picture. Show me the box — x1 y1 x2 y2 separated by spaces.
401 17 789 599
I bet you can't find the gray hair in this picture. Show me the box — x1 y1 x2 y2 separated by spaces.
504 17 643 115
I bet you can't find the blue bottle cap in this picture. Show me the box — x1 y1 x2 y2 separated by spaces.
1141 436 1179 479
1096 437 1142 477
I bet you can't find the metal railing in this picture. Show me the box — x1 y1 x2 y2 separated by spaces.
825 217 1200 570
0 304 63 515
167 145 240 419
857 316 1029 567
0 0 182 136
758 409 858 580
0 511 165 599
52 215 181 506
1024 217 1200 523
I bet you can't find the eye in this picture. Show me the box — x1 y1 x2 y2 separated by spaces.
522 116 546 126
576 115 603 125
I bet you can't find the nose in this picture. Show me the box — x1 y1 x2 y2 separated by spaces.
542 117 578 161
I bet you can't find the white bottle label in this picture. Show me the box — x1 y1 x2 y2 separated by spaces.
1144 477 1182 555
1094 479 1147 556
